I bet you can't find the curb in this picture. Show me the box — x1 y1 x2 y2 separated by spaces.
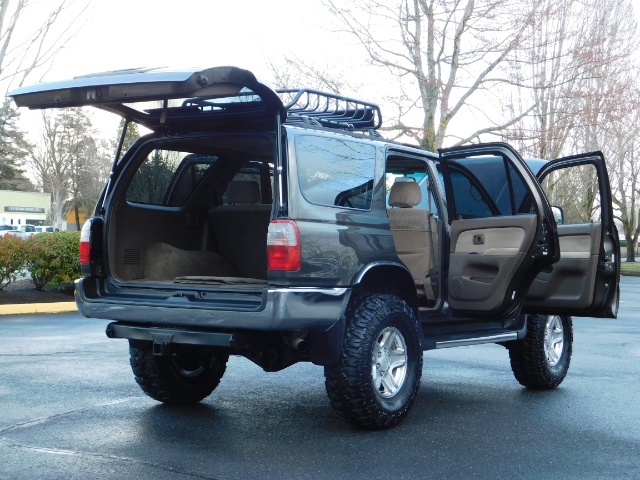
0 302 77 316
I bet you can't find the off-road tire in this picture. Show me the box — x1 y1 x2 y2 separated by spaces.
324 294 422 429
129 342 228 404
508 314 572 389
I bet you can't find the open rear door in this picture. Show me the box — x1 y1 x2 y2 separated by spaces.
524 152 620 318
439 143 559 319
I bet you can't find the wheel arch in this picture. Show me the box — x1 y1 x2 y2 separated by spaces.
352 262 418 313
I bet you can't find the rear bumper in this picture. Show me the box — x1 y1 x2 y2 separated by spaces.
75 277 351 332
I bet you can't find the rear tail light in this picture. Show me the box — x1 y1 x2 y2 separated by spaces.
79 217 103 277
79 220 91 266
267 219 301 271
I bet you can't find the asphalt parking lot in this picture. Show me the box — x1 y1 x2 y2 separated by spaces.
1 277 639 479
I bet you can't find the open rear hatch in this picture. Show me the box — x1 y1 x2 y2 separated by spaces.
10 67 288 302
10 66 286 133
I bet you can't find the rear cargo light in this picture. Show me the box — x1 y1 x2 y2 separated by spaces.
267 219 301 271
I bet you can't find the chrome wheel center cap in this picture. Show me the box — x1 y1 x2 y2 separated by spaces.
378 348 391 373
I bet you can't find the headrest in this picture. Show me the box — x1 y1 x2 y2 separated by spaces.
227 181 260 205
389 181 422 208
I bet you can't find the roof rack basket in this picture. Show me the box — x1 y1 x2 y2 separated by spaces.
277 88 382 132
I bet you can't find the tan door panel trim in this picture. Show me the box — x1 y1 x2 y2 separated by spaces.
454 227 525 254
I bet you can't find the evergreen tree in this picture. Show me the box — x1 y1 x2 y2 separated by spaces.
114 117 141 160
0 100 34 191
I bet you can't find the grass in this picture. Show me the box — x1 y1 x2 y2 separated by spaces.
621 261 640 276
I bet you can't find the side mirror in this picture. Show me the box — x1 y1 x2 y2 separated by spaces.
551 206 564 225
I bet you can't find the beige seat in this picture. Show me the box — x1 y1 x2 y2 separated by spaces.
208 180 271 279
388 181 435 300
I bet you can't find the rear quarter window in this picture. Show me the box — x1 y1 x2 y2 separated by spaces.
295 135 376 210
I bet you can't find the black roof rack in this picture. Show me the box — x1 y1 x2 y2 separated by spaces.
277 88 382 132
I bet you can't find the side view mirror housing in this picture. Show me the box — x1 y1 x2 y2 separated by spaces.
551 206 564 225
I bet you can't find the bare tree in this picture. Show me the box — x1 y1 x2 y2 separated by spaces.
268 56 358 94
0 0 88 90
601 88 640 262
27 108 109 230
506 0 637 159
322 0 549 150
498 0 639 264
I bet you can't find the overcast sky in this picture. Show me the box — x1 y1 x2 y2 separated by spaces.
43 0 354 83
14 0 640 145
15 0 367 140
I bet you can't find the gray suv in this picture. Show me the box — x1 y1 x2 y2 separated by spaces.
10 66 620 429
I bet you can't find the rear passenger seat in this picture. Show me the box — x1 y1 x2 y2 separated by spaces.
208 180 271 279
387 180 436 301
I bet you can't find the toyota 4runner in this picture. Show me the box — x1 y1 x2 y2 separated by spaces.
10 66 620 429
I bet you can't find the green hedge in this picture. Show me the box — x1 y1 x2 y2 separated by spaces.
0 235 26 289
23 231 81 290
0 231 81 291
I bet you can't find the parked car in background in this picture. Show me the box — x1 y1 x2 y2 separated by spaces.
35 225 55 233
19 224 37 238
0 225 25 239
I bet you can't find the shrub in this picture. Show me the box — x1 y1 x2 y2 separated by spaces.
23 231 81 290
0 235 26 290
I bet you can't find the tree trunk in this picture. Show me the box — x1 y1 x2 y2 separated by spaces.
625 241 636 262
74 204 80 231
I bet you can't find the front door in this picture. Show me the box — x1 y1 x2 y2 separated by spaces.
524 153 620 318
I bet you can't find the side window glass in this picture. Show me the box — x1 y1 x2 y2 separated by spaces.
540 163 600 224
222 162 272 205
449 170 494 218
448 155 532 219
169 156 218 205
295 135 376 210
126 150 217 206
385 169 439 214
508 162 530 213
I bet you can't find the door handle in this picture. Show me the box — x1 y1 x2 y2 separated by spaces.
473 234 484 245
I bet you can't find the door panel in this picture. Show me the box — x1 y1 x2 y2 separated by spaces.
449 214 536 311
439 143 558 318
525 153 620 318
525 223 600 309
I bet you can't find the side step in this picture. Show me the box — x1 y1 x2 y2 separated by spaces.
434 331 518 349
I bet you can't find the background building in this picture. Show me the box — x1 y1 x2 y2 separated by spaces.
65 209 89 231
0 190 51 227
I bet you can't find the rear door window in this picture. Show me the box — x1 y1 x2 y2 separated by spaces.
446 155 533 219
222 161 273 205
126 151 217 206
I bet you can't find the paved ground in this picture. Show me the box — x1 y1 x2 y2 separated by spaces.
0 278 639 479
